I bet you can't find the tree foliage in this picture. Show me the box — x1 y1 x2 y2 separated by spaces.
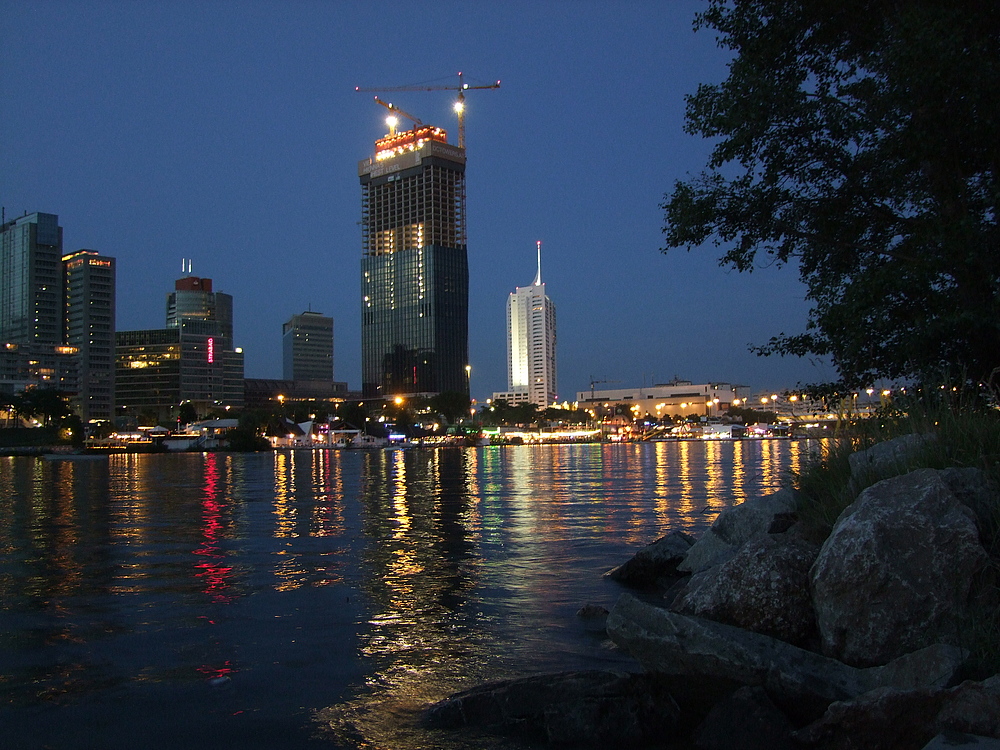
428 391 471 424
663 0 1000 387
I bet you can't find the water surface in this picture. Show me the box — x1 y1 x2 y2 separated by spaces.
0 440 822 749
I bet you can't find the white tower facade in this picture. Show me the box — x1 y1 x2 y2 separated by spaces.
504 242 556 408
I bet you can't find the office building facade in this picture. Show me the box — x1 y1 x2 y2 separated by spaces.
496 244 557 409
282 311 333 382
166 276 233 347
1 212 63 346
64 250 116 421
116 275 243 424
359 124 469 398
0 213 117 422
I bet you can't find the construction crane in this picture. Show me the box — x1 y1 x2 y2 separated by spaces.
589 378 621 401
355 71 500 149
371 96 422 136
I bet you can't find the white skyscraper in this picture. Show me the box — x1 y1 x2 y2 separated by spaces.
497 242 557 408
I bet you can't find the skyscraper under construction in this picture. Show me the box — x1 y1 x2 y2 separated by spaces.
359 123 468 399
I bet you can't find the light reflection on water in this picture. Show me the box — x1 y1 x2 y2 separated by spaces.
0 440 823 749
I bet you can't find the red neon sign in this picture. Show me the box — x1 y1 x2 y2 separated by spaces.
207 337 214 363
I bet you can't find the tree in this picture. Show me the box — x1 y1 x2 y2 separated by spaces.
428 391 471 425
336 401 369 431
18 388 71 426
177 402 198 426
662 0 1000 388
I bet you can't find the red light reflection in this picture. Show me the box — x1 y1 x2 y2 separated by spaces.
193 453 235 603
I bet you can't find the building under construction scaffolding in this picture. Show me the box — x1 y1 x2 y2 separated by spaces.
359 124 469 399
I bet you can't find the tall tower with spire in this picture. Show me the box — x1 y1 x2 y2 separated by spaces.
502 242 557 408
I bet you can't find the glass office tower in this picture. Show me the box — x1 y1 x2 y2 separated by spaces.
0 212 63 346
359 124 469 398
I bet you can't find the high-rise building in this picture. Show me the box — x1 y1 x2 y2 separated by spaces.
0 212 63 346
64 250 116 421
494 243 557 409
116 274 243 424
283 311 333 381
359 122 469 398
167 275 233 347
0 213 117 422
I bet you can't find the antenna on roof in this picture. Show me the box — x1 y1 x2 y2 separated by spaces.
533 240 542 286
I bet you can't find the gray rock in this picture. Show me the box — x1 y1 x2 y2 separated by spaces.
712 488 801 546
605 530 695 587
848 433 935 481
922 732 1000 750
811 468 991 666
607 595 966 724
608 594 866 713
794 678 1000 750
676 528 736 574
691 686 800 750
677 489 799 575
671 533 819 646
867 643 968 692
422 670 680 745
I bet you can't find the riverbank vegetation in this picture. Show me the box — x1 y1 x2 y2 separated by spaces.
794 388 1000 542
791 389 1000 677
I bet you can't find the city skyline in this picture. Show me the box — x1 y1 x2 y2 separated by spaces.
3 2 835 401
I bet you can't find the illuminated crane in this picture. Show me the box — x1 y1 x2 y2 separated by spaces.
372 96 422 136
356 71 500 149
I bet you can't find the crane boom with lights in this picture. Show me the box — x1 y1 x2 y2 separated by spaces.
371 96 423 136
355 72 500 149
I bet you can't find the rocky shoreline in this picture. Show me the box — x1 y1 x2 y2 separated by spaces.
422 436 1000 749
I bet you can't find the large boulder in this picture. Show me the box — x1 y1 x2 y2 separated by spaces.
605 530 695 588
607 594 965 724
811 468 991 666
671 533 819 646
848 433 935 481
421 670 680 746
678 489 800 574
793 676 1000 750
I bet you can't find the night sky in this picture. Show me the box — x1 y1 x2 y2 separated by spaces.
3 0 834 402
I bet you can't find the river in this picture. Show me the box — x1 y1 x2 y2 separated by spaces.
0 440 824 749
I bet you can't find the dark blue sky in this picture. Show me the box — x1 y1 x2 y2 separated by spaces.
3 0 834 401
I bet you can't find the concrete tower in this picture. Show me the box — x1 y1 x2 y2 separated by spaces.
503 242 557 408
